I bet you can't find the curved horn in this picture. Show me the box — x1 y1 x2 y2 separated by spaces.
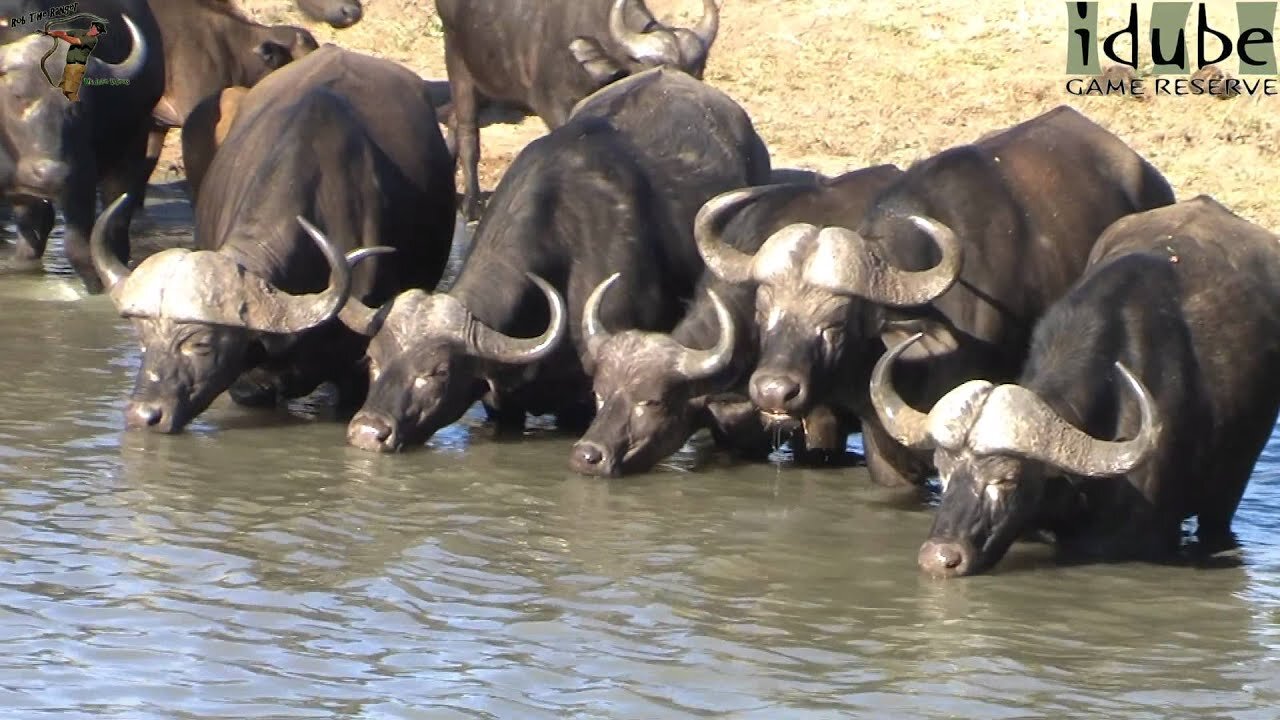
694 185 782 284
91 14 146 79
869 332 935 449
807 215 963 306
674 0 720 65
692 0 720 48
970 361 1162 477
336 245 395 337
230 216 354 334
672 287 735 380
91 193 132 297
583 271 620 361
467 273 566 364
609 0 677 63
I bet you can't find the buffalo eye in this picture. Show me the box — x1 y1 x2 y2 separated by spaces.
820 324 844 346
182 336 214 357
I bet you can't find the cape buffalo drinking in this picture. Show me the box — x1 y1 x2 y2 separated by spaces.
92 45 456 433
571 165 903 477
0 0 157 281
871 196 1280 577
696 105 1176 489
342 66 771 453
436 0 720 219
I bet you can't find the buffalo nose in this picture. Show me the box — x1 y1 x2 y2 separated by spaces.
570 441 616 476
918 540 972 578
340 3 362 22
348 413 399 452
751 373 805 413
125 402 164 430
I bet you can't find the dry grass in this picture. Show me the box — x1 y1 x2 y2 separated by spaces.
157 0 1280 231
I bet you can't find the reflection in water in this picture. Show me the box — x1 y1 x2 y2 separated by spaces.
1 221 1279 717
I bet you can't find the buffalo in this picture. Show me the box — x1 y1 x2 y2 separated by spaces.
0 0 157 281
695 105 1176 489
91 45 456 433
871 196 1280 577
152 0 318 206
149 0 317 129
571 165 904 477
342 66 770 453
292 0 362 28
436 0 721 219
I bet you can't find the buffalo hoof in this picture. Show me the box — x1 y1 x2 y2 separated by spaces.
0 254 44 274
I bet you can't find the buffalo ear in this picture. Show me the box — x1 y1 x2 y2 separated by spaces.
254 40 292 70
879 317 960 361
569 37 627 85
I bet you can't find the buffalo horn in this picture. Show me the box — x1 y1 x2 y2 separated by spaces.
335 245 396 337
693 185 785 284
223 216 359 334
674 0 720 64
465 273 566 364
583 272 621 361
693 0 720 49
90 193 133 295
90 14 146 80
806 216 963 306
609 0 677 63
969 362 1161 477
868 332 935 450
672 287 735 380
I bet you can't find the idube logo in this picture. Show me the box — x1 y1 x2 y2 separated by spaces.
1065 1 1279 97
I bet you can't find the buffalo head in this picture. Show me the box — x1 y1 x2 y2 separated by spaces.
570 0 720 85
694 186 963 430
340 276 567 452
0 14 146 200
253 25 319 76
570 272 735 476
294 0 363 29
871 334 1161 578
92 195 367 433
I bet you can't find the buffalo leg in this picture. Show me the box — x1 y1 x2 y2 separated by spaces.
483 400 526 436
862 416 931 488
60 115 102 291
554 402 595 434
8 199 55 272
443 33 482 222
65 123 154 292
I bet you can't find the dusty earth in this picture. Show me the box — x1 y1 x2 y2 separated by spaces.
156 0 1280 231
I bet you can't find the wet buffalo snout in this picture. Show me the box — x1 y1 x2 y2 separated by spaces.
751 373 807 414
348 411 400 452
918 539 974 578
16 159 69 195
570 440 618 477
124 401 167 432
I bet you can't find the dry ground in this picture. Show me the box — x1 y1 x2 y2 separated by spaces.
157 0 1280 231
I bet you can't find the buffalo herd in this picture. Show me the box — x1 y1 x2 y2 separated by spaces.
2 0 1279 579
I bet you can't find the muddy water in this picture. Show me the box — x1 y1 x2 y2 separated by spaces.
1 197 1279 718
